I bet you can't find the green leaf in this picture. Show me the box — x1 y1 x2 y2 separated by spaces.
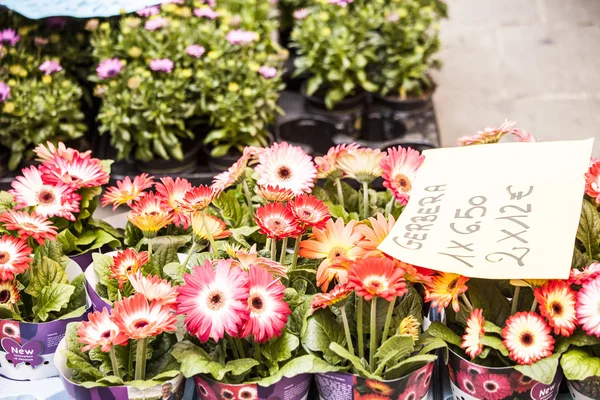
63 274 87 313
302 310 346 365
515 352 560 385
374 335 415 375
480 335 508 356
163 262 187 285
261 332 299 364
127 370 181 390
384 354 437 380
561 348 600 381
577 199 600 259
556 330 600 354
427 322 462 346
213 190 248 228
58 229 79 254
329 342 376 379
484 321 503 335
58 305 87 320
79 375 125 388
468 280 511 327
35 240 67 266
394 285 424 324
417 335 448 355
25 257 68 297
288 298 311 337
257 354 340 386
33 283 75 322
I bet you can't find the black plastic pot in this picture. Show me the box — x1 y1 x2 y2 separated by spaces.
275 114 338 155
0 146 11 178
374 86 435 112
300 80 366 139
136 136 204 174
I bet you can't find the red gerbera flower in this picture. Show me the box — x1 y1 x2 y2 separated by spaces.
502 311 554 365
0 210 57 245
568 262 600 286
460 308 485 358
287 194 330 229
101 173 154 210
255 202 301 239
34 141 92 163
347 257 407 301
110 249 149 290
181 185 216 213
155 177 192 228
456 371 478 397
585 160 600 204
534 280 577 337
310 283 352 314
0 236 32 280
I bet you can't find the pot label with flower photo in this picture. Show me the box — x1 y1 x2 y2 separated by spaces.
448 351 562 400
194 373 312 400
379 139 593 280
315 362 434 400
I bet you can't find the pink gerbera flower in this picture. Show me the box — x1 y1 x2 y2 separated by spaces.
258 66 277 79
96 58 124 80
255 185 295 203
569 263 600 285
585 160 600 204
77 308 120 352
155 177 192 228
212 146 261 192
474 373 513 400
128 272 178 309
456 371 478 396
502 312 554 365
356 213 395 258
512 128 536 143
0 236 32 281
149 58 174 73
0 82 10 102
39 60 62 75
576 277 600 337
40 153 110 189
380 146 424 206
240 266 291 343
287 194 330 230
33 142 91 163
177 260 249 342
0 210 57 245
255 142 317 195
101 173 155 210
255 202 301 239
10 166 81 221
112 293 178 344
461 308 485 358
457 120 516 146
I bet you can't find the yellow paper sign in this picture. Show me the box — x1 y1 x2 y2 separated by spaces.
378 139 594 279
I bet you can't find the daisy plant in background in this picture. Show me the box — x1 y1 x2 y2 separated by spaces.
5 142 121 257
64 290 180 388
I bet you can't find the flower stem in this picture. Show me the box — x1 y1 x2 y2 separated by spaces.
530 299 538 312
335 178 345 208
242 179 254 218
147 238 153 263
279 237 288 265
362 182 369 220
357 297 364 360
134 338 147 381
461 294 473 312
235 338 246 358
385 195 396 216
369 298 377 371
182 241 197 268
231 338 240 359
127 343 134 381
340 305 355 356
381 296 396 347
511 286 520 315
254 341 261 363
109 347 120 379
290 236 302 270
271 238 277 261
201 211 218 252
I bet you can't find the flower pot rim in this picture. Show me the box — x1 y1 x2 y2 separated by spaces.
196 371 313 388
448 347 522 372
315 360 435 383
300 80 366 111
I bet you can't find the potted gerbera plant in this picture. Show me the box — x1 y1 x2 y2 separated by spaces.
0 230 90 381
56 290 183 398
7 142 121 268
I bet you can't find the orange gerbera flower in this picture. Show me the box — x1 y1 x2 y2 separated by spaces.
127 193 173 238
424 272 469 313
347 257 407 301
356 213 395 258
299 218 367 291
110 249 149 290
101 173 154 210
310 283 353 314
191 213 231 241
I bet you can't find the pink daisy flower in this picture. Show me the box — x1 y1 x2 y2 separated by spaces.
380 146 425 206
39 60 62 75
293 8 309 20
255 202 301 239
240 266 291 343
585 160 600 203
512 128 536 143
101 173 155 210
40 153 110 189
185 44 206 58
129 272 178 309
0 29 19 46
0 82 10 102
96 58 124 80
502 311 554 365
0 236 32 281
457 120 516 146
255 142 317 195
144 17 169 31
576 276 600 337
456 371 478 397
33 142 91 163
194 7 218 19
0 210 57 245
226 30 259 45
150 58 174 73
137 6 160 17
287 194 330 230
258 66 277 79
569 262 600 285
77 308 119 352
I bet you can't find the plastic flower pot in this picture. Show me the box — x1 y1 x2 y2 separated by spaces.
0 260 91 381
69 244 113 272
194 373 312 400
447 349 562 400
136 136 205 175
373 85 436 113
568 376 600 400
315 361 434 400
275 114 338 156
85 251 187 312
55 337 186 400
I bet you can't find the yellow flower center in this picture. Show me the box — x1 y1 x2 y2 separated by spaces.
0 251 10 265
328 247 347 260
37 189 56 205
394 173 412 192
207 290 226 311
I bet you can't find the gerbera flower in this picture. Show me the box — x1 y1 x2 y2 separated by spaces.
240 266 290 343
155 177 192 228
255 142 317 195
358 395 390 400
586 160 600 203
0 280 19 305
232 245 287 278
502 311 554 365
402 263 435 285
512 128 536 143
0 321 19 340
299 218 367 291
112 293 178 344
255 203 301 239
128 272 178 309
310 283 352 313
127 193 174 238
576 277 600 337
347 257 407 301
255 185 295 203
110 249 149 290
365 380 393 396
456 371 478 396
380 146 424 205
10 166 80 221
534 280 577 337
33 142 92 163
177 260 249 342
457 120 516 146
415 365 434 398
193 376 217 399
569 263 600 285
76 308 120 352
40 153 110 189
461 308 485 358
0 236 32 281
181 185 216 213
0 82 10 102
474 373 512 400
336 148 384 184
398 315 421 341
137 5 160 16
39 60 62 75
96 58 124 80
397 386 418 400
226 30 259 45
0 210 57 245
101 173 155 210
287 194 330 230
314 143 360 180
356 213 395 258
510 371 537 393
149 58 174 73
212 146 259 192
191 213 231 241
424 272 470 313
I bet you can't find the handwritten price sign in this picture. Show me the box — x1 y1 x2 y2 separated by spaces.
378 139 594 279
